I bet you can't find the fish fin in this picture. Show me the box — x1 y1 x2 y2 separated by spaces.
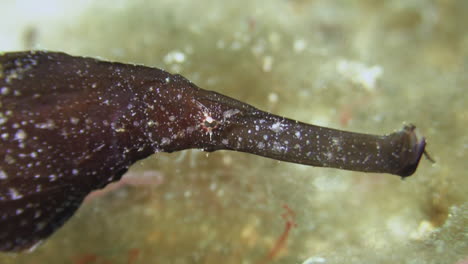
0 182 86 252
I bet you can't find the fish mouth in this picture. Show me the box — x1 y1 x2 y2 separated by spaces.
395 125 430 178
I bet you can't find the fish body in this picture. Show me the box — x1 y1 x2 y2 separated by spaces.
0 51 426 252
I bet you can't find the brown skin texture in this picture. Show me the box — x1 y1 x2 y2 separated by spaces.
0 51 426 252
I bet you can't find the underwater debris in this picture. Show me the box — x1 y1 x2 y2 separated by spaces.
259 204 297 263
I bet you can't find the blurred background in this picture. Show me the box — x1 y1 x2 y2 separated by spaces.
0 0 467 263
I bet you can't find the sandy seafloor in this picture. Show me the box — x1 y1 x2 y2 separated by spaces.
0 0 467 263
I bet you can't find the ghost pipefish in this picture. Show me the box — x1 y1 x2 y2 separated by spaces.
0 51 427 252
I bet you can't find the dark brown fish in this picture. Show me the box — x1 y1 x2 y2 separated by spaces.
0 51 427 252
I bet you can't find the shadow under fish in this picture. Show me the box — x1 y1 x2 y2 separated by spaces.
0 51 428 252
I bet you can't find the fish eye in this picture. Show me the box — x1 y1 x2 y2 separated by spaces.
203 115 218 128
